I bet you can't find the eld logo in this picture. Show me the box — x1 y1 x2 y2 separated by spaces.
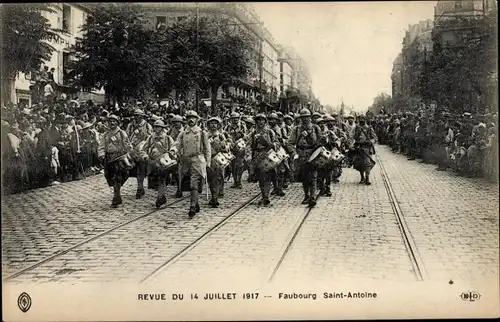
460 291 481 302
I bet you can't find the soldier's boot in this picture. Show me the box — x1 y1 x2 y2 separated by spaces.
308 184 317 208
175 176 183 198
112 183 122 208
359 172 365 184
301 183 309 204
364 171 372 185
276 174 286 196
155 181 167 208
136 171 146 199
236 168 243 188
189 189 199 218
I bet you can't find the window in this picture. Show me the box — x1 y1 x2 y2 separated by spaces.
177 16 187 22
454 1 462 9
156 16 166 30
62 4 71 33
63 52 72 84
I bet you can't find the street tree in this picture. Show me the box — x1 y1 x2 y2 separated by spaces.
0 4 62 105
69 4 169 107
422 10 497 114
159 16 254 113
368 92 392 115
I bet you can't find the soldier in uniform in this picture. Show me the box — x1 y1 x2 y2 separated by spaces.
249 114 276 206
143 120 175 208
98 115 133 207
126 109 153 199
175 110 211 218
268 113 286 196
287 109 322 207
55 114 75 182
317 116 338 196
345 115 357 167
225 112 247 189
206 117 229 208
352 115 377 185
326 115 343 183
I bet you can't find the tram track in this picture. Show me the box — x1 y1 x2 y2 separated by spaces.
139 192 262 283
3 194 190 282
374 153 428 281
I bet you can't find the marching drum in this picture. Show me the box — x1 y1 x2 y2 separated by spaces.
158 152 177 170
213 152 231 169
235 138 246 152
330 147 345 163
111 153 135 170
275 147 289 162
308 146 332 168
223 152 235 162
261 149 281 171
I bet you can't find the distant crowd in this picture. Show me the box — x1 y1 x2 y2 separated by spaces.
372 109 498 181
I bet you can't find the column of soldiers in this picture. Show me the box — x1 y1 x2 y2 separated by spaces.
97 107 379 218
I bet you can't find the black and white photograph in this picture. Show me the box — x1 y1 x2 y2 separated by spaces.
1 1 499 320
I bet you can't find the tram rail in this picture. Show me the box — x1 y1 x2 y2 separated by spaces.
3 194 190 282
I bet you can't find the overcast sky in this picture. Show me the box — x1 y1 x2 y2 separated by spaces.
252 1 436 111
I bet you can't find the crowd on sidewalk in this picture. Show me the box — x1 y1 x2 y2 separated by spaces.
372 109 498 181
1 97 261 195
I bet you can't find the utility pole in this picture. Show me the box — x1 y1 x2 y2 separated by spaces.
259 39 263 105
195 2 200 113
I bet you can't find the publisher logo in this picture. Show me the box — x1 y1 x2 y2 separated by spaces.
18 292 32 313
460 291 481 302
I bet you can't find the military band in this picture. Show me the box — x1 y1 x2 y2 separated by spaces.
93 107 378 218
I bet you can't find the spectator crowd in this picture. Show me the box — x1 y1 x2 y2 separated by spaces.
372 109 498 181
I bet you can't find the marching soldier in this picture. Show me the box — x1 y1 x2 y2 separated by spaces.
126 109 153 199
176 110 211 218
143 120 175 208
225 112 247 189
352 115 377 185
206 116 229 208
98 115 133 207
326 115 344 183
317 116 338 196
268 112 286 196
287 109 322 207
249 113 276 206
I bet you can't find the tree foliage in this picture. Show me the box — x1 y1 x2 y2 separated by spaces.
156 16 255 111
0 4 61 104
419 10 497 114
69 4 169 105
368 92 392 115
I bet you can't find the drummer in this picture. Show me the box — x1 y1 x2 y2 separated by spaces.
126 109 153 199
317 116 337 197
268 112 286 197
286 108 322 207
206 116 229 208
225 112 247 189
249 113 276 206
143 120 175 208
98 115 133 208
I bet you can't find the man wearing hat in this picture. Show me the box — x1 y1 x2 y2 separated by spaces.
126 109 153 199
54 114 76 182
168 114 184 195
352 115 377 185
206 116 230 208
249 113 276 206
225 111 247 189
98 115 133 207
268 112 286 196
287 108 322 207
142 120 175 208
175 110 211 218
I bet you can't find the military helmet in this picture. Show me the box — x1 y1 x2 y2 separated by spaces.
268 112 278 119
208 116 222 124
298 108 312 118
230 112 240 119
255 113 267 121
185 110 200 119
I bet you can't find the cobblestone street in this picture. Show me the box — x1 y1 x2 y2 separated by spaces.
2 145 499 287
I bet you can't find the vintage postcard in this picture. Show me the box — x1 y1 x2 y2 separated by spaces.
2 1 499 320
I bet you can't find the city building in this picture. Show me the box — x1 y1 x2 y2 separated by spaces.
13 3 104 106
433 0 496 46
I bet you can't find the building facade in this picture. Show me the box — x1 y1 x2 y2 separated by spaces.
13 3 104 106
